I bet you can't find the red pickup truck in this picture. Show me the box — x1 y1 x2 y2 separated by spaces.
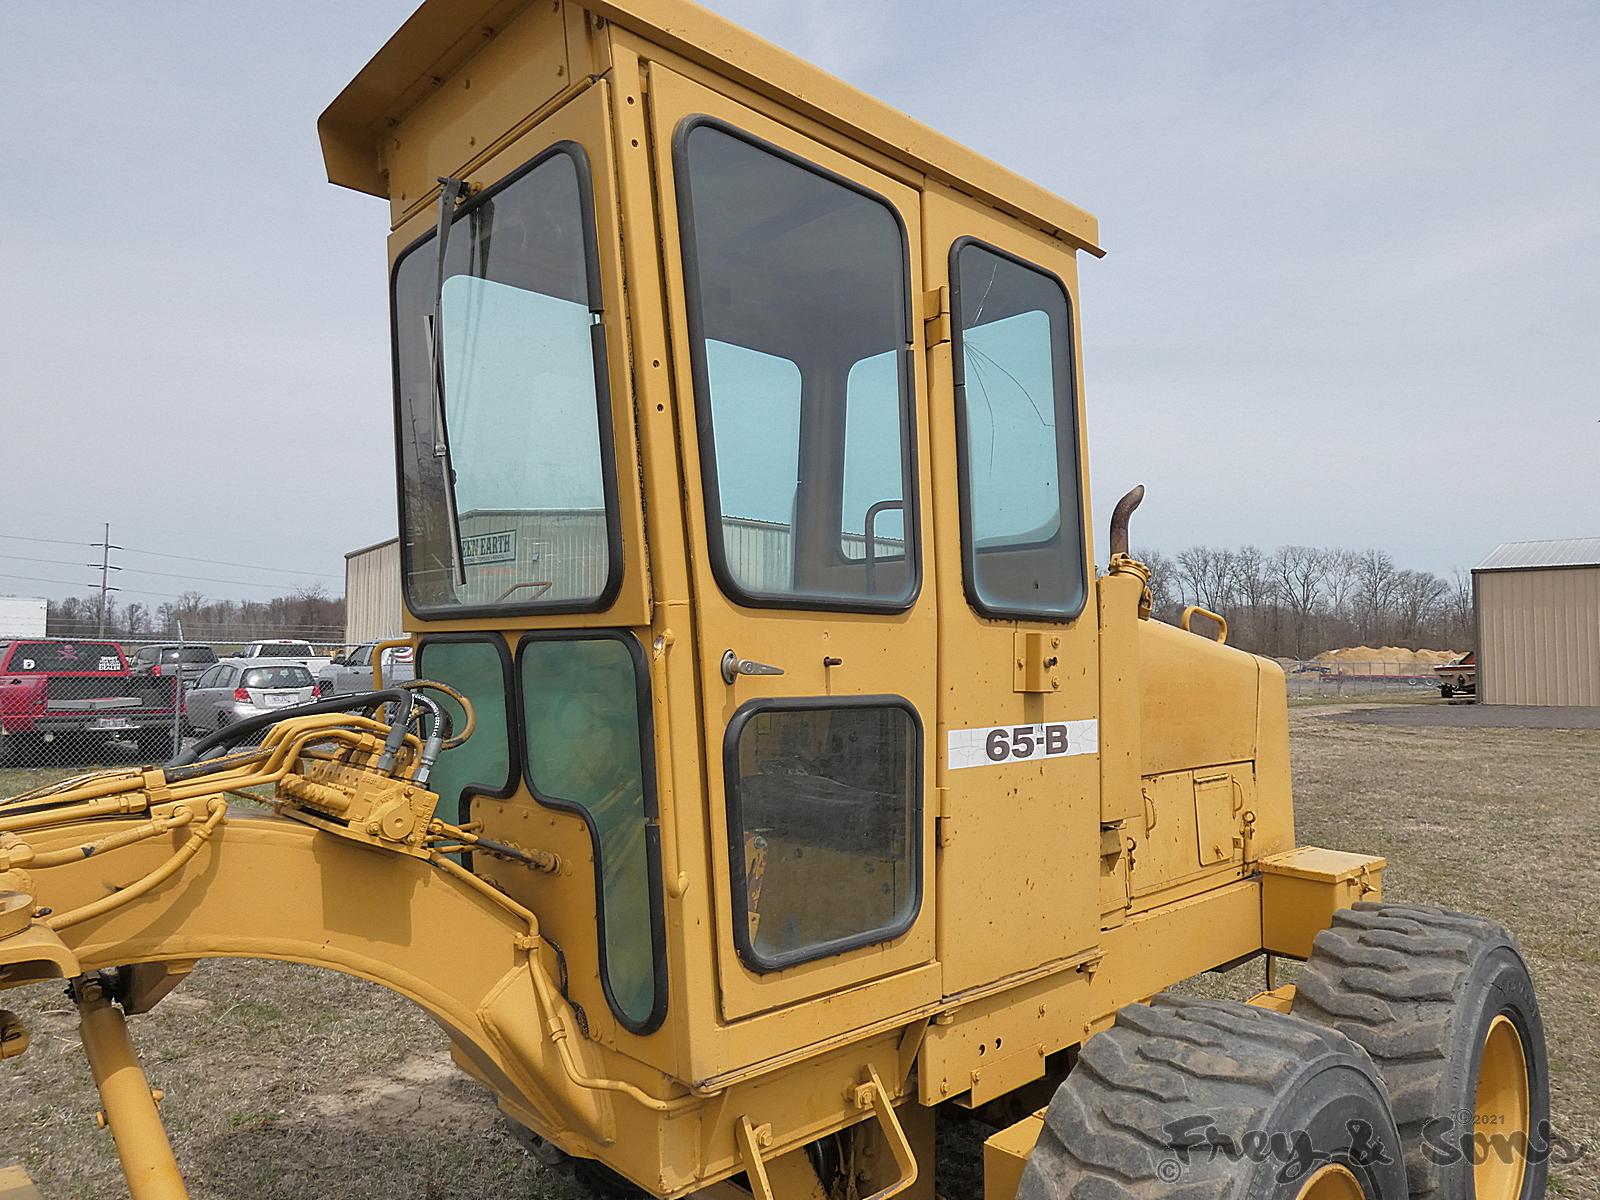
0 638 179 766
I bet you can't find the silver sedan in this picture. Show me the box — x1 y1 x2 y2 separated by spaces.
184 662 319 734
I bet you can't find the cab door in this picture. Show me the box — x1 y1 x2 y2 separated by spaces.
922 186 1102 995
649 67 939 1024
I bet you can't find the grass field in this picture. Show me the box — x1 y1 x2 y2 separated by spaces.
2 703 1596 1197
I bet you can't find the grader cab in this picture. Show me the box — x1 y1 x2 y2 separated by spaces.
1 3 1546 1199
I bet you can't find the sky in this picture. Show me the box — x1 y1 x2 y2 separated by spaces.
2 1 1596 608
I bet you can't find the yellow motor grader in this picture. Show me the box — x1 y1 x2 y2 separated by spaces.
0 3 1546 1199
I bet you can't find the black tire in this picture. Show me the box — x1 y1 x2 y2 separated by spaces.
1440 686 1454 699
1292 903 1548 1200
1019 994 1408 1199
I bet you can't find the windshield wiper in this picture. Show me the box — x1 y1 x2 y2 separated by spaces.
429 175 470 587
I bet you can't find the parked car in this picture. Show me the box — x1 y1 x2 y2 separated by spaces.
128 644 219 683
225 640 329 674
184 663 320 734
318 642 415 696
0 638 179 764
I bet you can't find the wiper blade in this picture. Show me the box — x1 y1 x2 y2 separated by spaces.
430 175 470 587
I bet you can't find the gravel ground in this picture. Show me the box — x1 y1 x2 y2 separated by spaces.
1 702 1594 1197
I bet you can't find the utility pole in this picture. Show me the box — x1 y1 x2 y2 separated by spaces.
90 523 122 637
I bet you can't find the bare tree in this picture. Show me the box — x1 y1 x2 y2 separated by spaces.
1175 545 1237 614
1137 548 1181 622
1270 545 1330 659
1352 549 1398 644
1392 569 1450 647
1446 568 1475 647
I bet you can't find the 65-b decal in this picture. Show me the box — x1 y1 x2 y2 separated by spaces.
947 719 1099 770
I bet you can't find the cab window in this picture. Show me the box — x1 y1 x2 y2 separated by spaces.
674 119 917 609
416 637 516 828
725 699 922 972
950 240 1087 620
391 144 620 618
518 633 665 1032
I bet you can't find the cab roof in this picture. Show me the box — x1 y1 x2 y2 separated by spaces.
320 0 1103 255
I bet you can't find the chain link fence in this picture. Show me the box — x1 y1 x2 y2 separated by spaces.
0 635 350 773
1281 659 1470 699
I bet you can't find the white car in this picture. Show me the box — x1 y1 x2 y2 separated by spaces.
225 640 330 675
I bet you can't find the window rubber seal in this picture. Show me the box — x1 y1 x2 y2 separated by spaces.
415 633 520 869
948 234 1089 624
514 629 668 1035
388 140 625 622
671 114 923 616
722 693 925 975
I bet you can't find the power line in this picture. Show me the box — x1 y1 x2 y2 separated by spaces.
116 545 342 581
0 532 92 548
0 570 184 601
0 531 344 582
0 553 93 570
0 552 336 594
106 564 332 592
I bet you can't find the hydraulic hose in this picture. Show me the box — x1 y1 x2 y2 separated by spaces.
167 689 415 768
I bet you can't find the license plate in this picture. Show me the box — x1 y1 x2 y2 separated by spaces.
88 717 135 731
264 693 296 707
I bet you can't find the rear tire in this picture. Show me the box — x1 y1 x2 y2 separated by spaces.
1018 994 1407 1199
1292 903 1548 1200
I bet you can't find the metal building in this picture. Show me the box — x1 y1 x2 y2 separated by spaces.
345 515 901 643
1474 537 1600 706
344 538 403 646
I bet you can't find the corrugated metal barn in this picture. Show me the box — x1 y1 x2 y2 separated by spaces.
1475 537 1600 706
345 514 892 643
345 538 403 645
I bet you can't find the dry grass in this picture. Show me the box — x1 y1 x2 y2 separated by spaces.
1 707 1595 1196
1288 704 1600 1197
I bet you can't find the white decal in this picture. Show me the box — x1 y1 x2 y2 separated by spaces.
461 529 517 565
947 719 1099 770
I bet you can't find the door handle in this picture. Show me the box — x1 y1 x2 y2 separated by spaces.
721 650 785 685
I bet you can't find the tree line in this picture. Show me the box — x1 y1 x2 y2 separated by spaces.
32 545 1469 660
1135 545 1472 660
42 586 347 646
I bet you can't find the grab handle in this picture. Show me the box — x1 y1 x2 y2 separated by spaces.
1179 606 1229 644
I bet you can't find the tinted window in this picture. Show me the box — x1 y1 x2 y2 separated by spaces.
254 644 311 658
163 647 216 664
242 666 312 689
195 667 224 689
726 701 921 971
6 643 121 673
417 638 514 827
951 241 1086 619
519 635 663 1030
393 147 618 616
676 121 916 608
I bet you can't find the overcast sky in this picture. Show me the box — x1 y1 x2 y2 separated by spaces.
3 1 1596 609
